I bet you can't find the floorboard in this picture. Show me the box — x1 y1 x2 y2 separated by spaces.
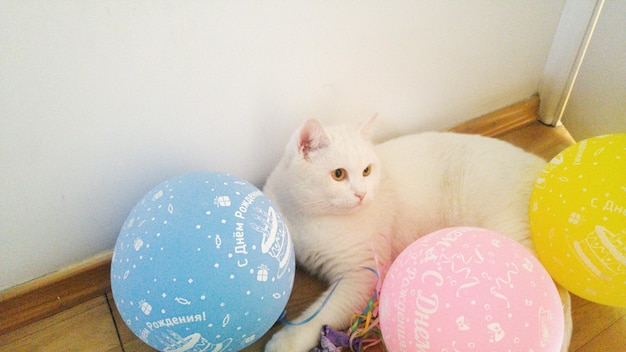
0 296 122 352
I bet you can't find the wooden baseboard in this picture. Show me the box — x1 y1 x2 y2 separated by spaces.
0 251 113 335
449 95 539 137
0 95 542 335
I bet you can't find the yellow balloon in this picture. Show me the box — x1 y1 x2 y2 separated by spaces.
530 134 626 307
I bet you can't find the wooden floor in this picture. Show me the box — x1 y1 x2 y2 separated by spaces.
2 120 625 351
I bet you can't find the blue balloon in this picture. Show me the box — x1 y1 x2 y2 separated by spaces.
111 172 295 351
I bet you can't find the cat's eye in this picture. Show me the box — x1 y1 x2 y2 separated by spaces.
331 168 347 181
363 165 372 177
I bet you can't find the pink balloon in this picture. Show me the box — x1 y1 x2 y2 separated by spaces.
379 227 564 352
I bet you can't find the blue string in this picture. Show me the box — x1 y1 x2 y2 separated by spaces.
279 266 379 326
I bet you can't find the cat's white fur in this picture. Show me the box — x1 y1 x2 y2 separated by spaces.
263 118 572 352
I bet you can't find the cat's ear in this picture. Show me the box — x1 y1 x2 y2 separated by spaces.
297 119 330 159
359 114 378 139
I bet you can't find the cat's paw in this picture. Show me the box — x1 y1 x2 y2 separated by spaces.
264 326 319 352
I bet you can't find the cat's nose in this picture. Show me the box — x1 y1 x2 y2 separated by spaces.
355 192 367 202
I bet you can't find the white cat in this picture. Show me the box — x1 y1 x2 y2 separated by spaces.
263 117 572 352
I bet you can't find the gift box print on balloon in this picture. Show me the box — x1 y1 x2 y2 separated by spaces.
379 227 564 352
530 134 626 307
110 173 295 352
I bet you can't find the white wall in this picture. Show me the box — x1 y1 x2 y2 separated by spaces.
0 1 565 291
561 0 626 140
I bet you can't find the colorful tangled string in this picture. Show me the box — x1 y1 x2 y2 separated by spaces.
278 242 389 352
309 244 389 352
347 290 385 351
310 281 386 352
